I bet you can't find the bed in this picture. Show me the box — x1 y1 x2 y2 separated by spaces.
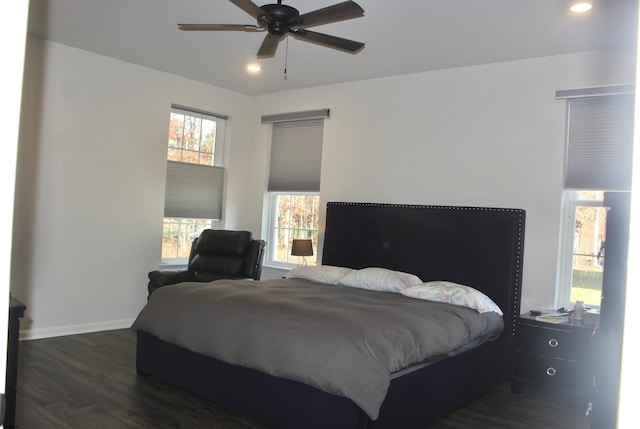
133 202 525 428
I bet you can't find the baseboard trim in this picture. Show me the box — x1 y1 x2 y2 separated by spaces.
20 318 136 341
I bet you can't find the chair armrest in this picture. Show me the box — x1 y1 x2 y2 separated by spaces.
147 269 197 297
244 239 267 280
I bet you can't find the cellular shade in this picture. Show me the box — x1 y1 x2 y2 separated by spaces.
563 93 635 190
164 161 224 219
268 118 324 192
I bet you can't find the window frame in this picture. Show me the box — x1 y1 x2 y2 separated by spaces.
265 192 320 269
554 87 633 310
262 112 326 270
161 218 215 266
168 106 226 168
556 190 605 308
160 107 226 266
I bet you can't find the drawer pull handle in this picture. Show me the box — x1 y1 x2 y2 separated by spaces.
548 338 559 348
546 367 557 377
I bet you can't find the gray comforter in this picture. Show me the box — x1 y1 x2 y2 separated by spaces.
131 278 503 419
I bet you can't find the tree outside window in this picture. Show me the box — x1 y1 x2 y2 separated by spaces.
269 193 319 267
162 218 213 260
168 111 217 166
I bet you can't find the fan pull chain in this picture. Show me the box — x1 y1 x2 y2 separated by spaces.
283 36 289 80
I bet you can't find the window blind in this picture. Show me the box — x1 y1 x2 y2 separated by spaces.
164 161 224 219
563 92 635 191
268 118 324 192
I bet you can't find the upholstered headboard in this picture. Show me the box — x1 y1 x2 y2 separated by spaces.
322 202 525 335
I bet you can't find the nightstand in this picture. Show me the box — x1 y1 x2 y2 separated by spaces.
511 313 596 397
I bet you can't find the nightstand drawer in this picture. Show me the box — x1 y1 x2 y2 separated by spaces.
515 322 591 360
513 351 593 392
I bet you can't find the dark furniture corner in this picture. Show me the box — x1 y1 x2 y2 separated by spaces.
511 313 596 405
5 297 26 428
591 191 631 428
147 230 266 298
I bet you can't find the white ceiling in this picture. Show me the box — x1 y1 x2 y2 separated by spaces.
27 0 638 96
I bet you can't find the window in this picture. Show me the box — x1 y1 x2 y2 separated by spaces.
261 109 328 268
168 109 218 165
555 86 634 307
162 218 212 261
161 106 226 264
557 191 607 306
268 193 320 267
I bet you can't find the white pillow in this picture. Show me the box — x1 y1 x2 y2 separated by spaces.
286 265 354 285
401 281 503 315
337 267 423 292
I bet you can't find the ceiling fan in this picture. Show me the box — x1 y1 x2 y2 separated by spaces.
178 0 365 59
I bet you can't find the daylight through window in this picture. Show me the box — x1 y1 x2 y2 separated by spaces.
558 191 607 306
161 107 226 264
168 109 218 166
269 193 320 267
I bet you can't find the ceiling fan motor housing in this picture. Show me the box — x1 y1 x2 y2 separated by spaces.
259 4 300 35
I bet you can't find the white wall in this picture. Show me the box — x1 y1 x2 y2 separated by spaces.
251 48 636 312
13 37 254 339
14 35 635 338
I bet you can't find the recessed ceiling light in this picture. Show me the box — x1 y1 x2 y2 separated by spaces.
569 2 593 13
247 64 261 73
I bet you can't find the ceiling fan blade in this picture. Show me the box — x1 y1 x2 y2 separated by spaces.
290 1 364 29
257 34 284 58
178 24 264 32
289 29 364 54
229 0 265 20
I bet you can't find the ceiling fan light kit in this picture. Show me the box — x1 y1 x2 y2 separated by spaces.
178 0 365 59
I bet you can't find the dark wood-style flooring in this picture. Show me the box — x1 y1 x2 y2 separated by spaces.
15 329 590 428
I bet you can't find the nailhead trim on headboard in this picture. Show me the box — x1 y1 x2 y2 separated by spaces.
325 202 526 337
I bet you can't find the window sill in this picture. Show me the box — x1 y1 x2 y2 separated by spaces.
261 265 289 280
157 262 188 270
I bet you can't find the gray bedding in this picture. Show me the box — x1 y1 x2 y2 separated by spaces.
131 278 504 419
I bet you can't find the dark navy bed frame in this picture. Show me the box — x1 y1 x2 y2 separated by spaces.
136 202 525 428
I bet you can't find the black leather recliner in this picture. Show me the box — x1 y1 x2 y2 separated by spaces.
147 229 266 297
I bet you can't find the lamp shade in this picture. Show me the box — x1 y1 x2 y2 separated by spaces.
291 238 313 257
